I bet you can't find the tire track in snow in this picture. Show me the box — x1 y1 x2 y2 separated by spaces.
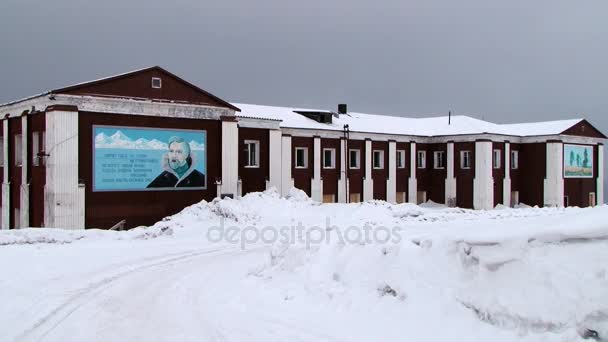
16 247 229 342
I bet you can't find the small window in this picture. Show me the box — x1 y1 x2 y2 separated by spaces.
32 132 40 166
417 151 426 168
295 147 308 168
397 150 406 169
244 140 260 168
434 151 445 169
323 148 336 169
460 150 471 169
151 77 162 89
511 150 519 170
0 136 3 167
373 150 384 169
349 149 360 169
14 135 22 167
493 149 501 169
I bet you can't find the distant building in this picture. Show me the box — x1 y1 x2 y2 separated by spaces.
0 66 605 229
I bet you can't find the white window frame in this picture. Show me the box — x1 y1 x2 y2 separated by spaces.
295 147 308 169
151 77 162 89
373 150 384 169
417 151 426 169
434 151 445 169
244 140 260 168
14 134 22 167
32 131 40 166
460 150 471 169
397 150 406 169
493 149 501 169
322 148 336 169
349 149 360 169
511 150 519 170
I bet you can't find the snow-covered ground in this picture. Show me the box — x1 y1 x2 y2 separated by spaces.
1 189 607 341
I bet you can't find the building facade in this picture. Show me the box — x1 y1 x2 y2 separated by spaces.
0 67 605 229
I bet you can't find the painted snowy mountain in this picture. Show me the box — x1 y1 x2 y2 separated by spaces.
95 131 205 150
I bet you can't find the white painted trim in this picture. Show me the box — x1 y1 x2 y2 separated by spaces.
445 142 456 206
44 109 85 229
20 115 29 228
1 121 8 230
338 139 347 203
473 141 494 210
267 130 282 192
386 141 396 203
408 142 417 203
363 140 373 201
503 142 511 206
311 137 323 202
237 117 282 130
280 135 292 197
221 120 239 197
544 142 564 207
598 144 604 205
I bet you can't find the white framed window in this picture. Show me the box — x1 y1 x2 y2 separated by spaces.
349 149 360 169
14 135 22 167
460 150 471 169
151 77 162 89
32 132 40 166
493 149 501 169
0 136 3 167
323 148 336 169
244 140 260 168
417 151 426 168
511 150 519 169
434 151 445 169
295 147 308 168
397 150 406 169
373 150 384 169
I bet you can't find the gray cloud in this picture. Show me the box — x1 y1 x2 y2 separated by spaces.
2 0 607 196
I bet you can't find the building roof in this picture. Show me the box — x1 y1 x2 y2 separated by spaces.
234 103 594 138
1 66 241 112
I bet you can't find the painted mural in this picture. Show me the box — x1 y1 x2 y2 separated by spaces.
563 144 593 178
93 126 207 191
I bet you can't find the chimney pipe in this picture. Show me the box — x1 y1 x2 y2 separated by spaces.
338 104 347 114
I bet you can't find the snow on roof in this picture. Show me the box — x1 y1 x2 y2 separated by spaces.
234 103 583 137
499 119 583 137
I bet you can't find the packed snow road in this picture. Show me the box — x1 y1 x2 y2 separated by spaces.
1 190 608 341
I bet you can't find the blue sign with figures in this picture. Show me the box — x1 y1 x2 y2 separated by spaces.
563 144 593 178
93 126 207 191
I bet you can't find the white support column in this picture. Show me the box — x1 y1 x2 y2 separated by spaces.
20 115 29 228
2 119 9 230
337 138 347 203
445 141 456 206
386 141 397 203
408 142 417 204
220 119 239 198
363 139 373 201
45 108 84 229
311 136 323 202
598 144 604 205
544 141 564 207
266 129 282 193
473 140 494 210
503 142 512 206
280 135 292 197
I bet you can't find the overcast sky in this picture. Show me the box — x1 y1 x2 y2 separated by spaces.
1 0 607 192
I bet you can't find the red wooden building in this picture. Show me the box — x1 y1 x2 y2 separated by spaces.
0 67 605 229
